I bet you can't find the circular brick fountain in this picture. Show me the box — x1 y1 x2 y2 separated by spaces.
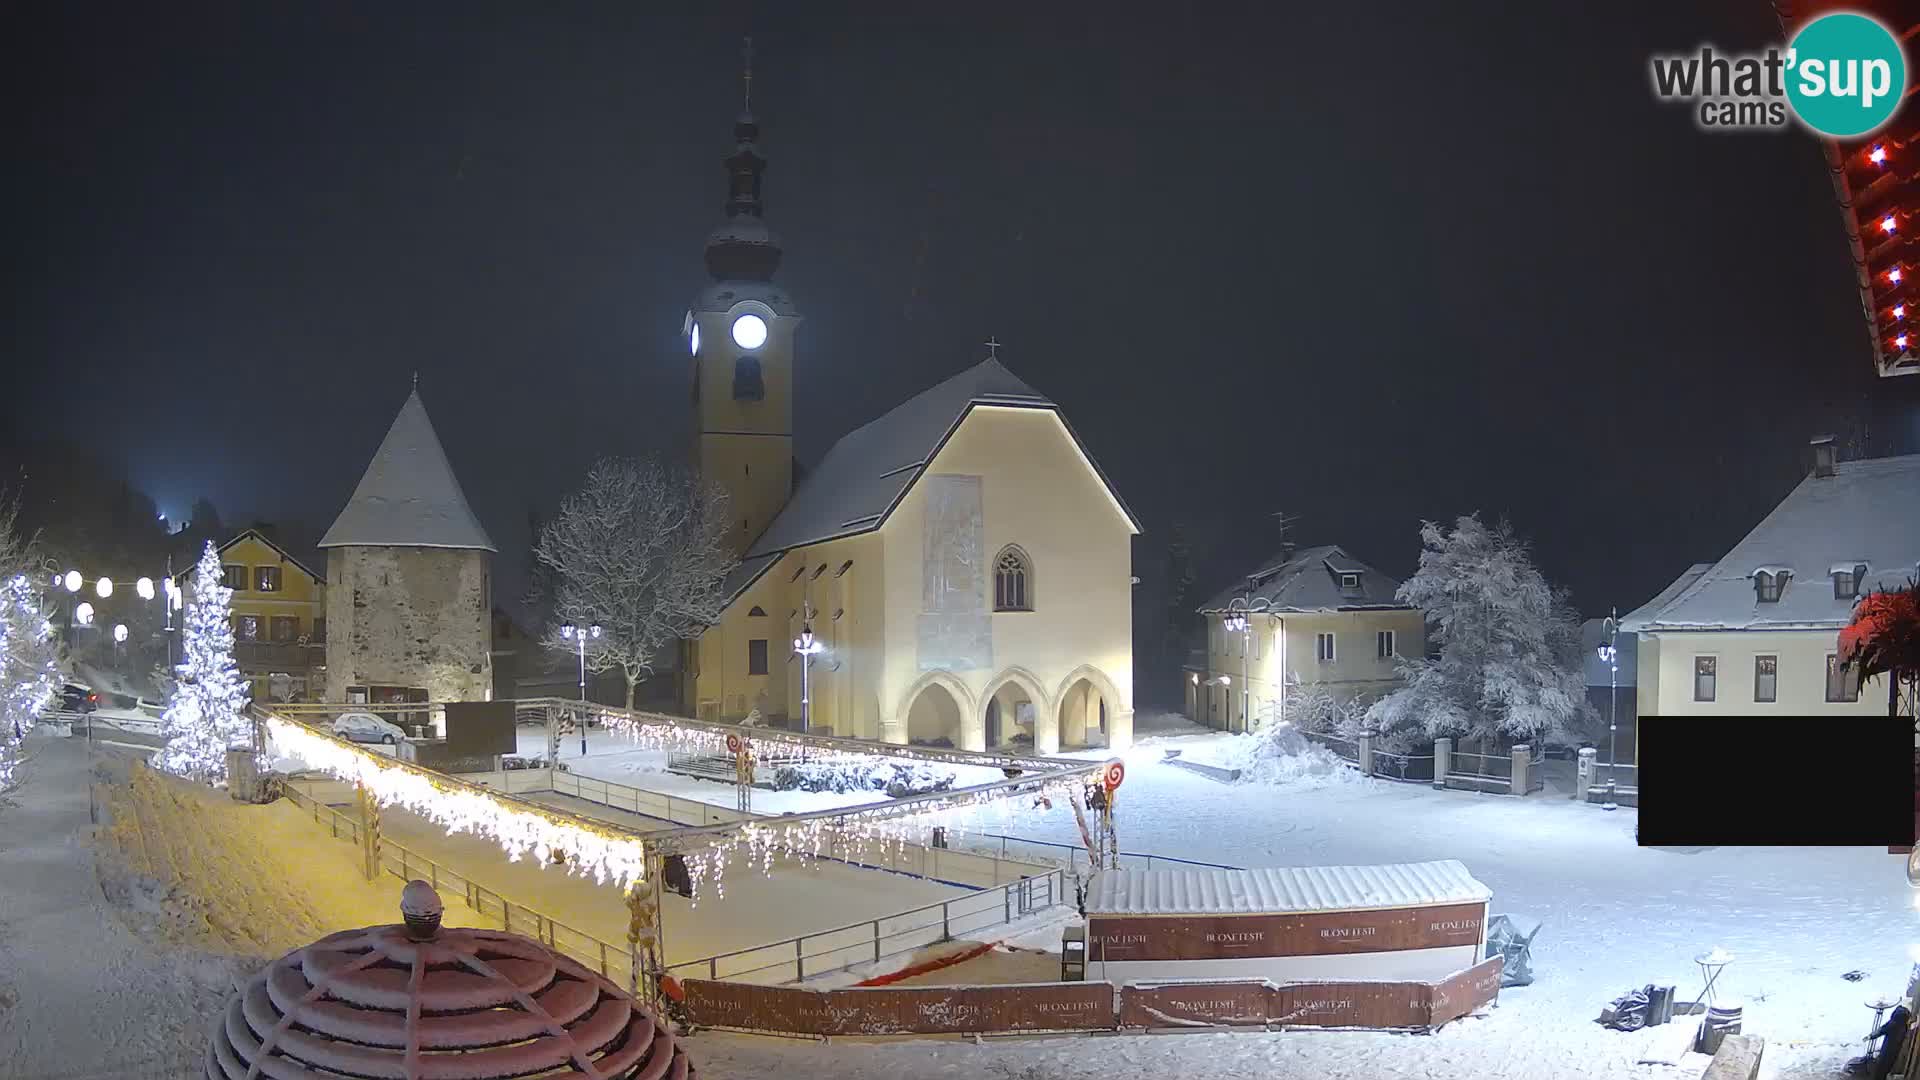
206 881 693 1079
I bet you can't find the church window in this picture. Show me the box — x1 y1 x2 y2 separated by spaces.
733 355 765 401
748 639 769 676
993 545 1033 612
748 605 767 617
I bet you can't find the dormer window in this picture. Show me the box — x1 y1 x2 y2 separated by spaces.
1339 573 1360 592
1754 570 1788 603
1833 564 1867 600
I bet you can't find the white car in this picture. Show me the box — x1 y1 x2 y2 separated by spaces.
332 712 409 745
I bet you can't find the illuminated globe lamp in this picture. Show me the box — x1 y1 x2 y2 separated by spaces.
206 882 695 1079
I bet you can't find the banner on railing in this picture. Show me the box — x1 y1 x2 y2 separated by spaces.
685 958 1503 1036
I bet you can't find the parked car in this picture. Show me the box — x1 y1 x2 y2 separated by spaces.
58 684 97 714
332 712 409 745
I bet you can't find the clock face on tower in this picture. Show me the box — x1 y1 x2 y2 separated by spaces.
731 313 768 350
689 322 701 356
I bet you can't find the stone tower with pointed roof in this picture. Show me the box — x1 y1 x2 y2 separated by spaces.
319 389 496 715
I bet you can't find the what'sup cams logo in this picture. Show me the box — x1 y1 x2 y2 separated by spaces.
1651 11 1907 136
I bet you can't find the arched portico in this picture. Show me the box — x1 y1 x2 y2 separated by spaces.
1053 665 1130 752
980 666 1051 753
891 669 982 751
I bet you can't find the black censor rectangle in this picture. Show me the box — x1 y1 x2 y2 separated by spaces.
1638 717 1913 847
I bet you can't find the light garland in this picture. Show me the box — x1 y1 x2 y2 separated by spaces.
665 773 1089 905
267 717 649 889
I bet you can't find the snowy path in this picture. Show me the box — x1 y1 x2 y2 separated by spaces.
0 736 236 1078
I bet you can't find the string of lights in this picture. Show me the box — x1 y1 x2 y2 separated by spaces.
264 716 652 889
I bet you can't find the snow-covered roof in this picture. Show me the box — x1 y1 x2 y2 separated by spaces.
173 529 326 585
723 358 1140 601
1619 453 1920 633
318 390 496 552
1197 544 1411 614
1086 860 1491 916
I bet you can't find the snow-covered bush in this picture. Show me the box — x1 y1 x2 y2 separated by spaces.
1230 719 1370 789
767 759 956 798
0 500 59 794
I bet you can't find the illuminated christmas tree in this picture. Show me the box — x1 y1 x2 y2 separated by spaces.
155 541 252 784
1 571 60 792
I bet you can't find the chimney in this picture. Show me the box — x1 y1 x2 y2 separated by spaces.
1809 435 1837 479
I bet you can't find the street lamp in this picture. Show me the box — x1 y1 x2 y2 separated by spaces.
74 602 95 627
135 577 154 601
1597 608 1620 811
95 577 113 599
63 571 81 593
559 623 600 756
793 624 824 732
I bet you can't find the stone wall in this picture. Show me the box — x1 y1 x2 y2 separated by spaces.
323 546 492 707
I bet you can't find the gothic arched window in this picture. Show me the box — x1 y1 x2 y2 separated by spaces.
994 545 1033 612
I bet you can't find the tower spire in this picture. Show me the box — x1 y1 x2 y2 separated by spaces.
742 36 753 114
704 39 781 282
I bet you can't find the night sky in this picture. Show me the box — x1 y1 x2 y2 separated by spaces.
7 4 1920 694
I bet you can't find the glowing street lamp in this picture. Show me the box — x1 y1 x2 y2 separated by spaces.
136 577 155 601
74 602 95 627
95 576 113 599
793 625 824 733
559 623 601 755
1597 609 1621 811
112 623 128 643
63 571 82 593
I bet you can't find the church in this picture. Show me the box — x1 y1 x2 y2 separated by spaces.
678 100 1140 755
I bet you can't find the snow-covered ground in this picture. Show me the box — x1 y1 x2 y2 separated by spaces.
5 712 1911 1078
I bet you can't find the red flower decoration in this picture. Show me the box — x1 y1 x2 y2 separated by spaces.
1840 579 1920 685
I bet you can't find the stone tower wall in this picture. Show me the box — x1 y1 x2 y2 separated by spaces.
324 546 492 706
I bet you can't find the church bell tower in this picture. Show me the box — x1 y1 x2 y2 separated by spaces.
686 42 798 554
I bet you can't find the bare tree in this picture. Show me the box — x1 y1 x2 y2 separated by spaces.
532 457 739 709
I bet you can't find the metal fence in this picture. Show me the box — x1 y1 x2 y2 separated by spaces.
966 833 1242 873
279 782 638 988
1446 750 1515 792
548 770 747 828
1371 747 1437 784
1303 731 1359 764
665 870 1065 985
1526 744 1547 795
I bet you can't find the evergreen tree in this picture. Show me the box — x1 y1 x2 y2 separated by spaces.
155 541 252 784
1367 514 1592 746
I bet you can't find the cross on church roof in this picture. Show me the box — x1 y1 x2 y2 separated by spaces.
984 337 1001 360
742 36 753 112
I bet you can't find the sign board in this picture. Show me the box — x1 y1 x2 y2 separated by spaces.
445 701 516 757
1088 902 1487 962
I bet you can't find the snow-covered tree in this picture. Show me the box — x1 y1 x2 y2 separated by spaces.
1 500 60 793
154 541 251 784
1367 515 1593 747
532 457 739 709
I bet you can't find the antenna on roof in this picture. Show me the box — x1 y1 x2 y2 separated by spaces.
1270 510 1301 559
411 371 419 390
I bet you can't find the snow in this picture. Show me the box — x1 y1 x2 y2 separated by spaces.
1085 860 1491 916
317 388 496 551
7 709 1915 1079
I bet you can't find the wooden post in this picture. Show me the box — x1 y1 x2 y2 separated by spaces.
357 784 381 881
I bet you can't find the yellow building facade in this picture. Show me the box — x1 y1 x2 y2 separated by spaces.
1187 546 1425 733
179 529 327 702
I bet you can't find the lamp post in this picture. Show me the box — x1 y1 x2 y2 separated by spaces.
1224 610 1250 734
1597 609 1620 811
793 624 823 733
560 623 600 756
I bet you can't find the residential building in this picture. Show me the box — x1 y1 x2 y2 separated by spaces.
1187 545 1425 733
319 389 495 725
175 528 327 703
676 100 1139 753
1621 440 1920 745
